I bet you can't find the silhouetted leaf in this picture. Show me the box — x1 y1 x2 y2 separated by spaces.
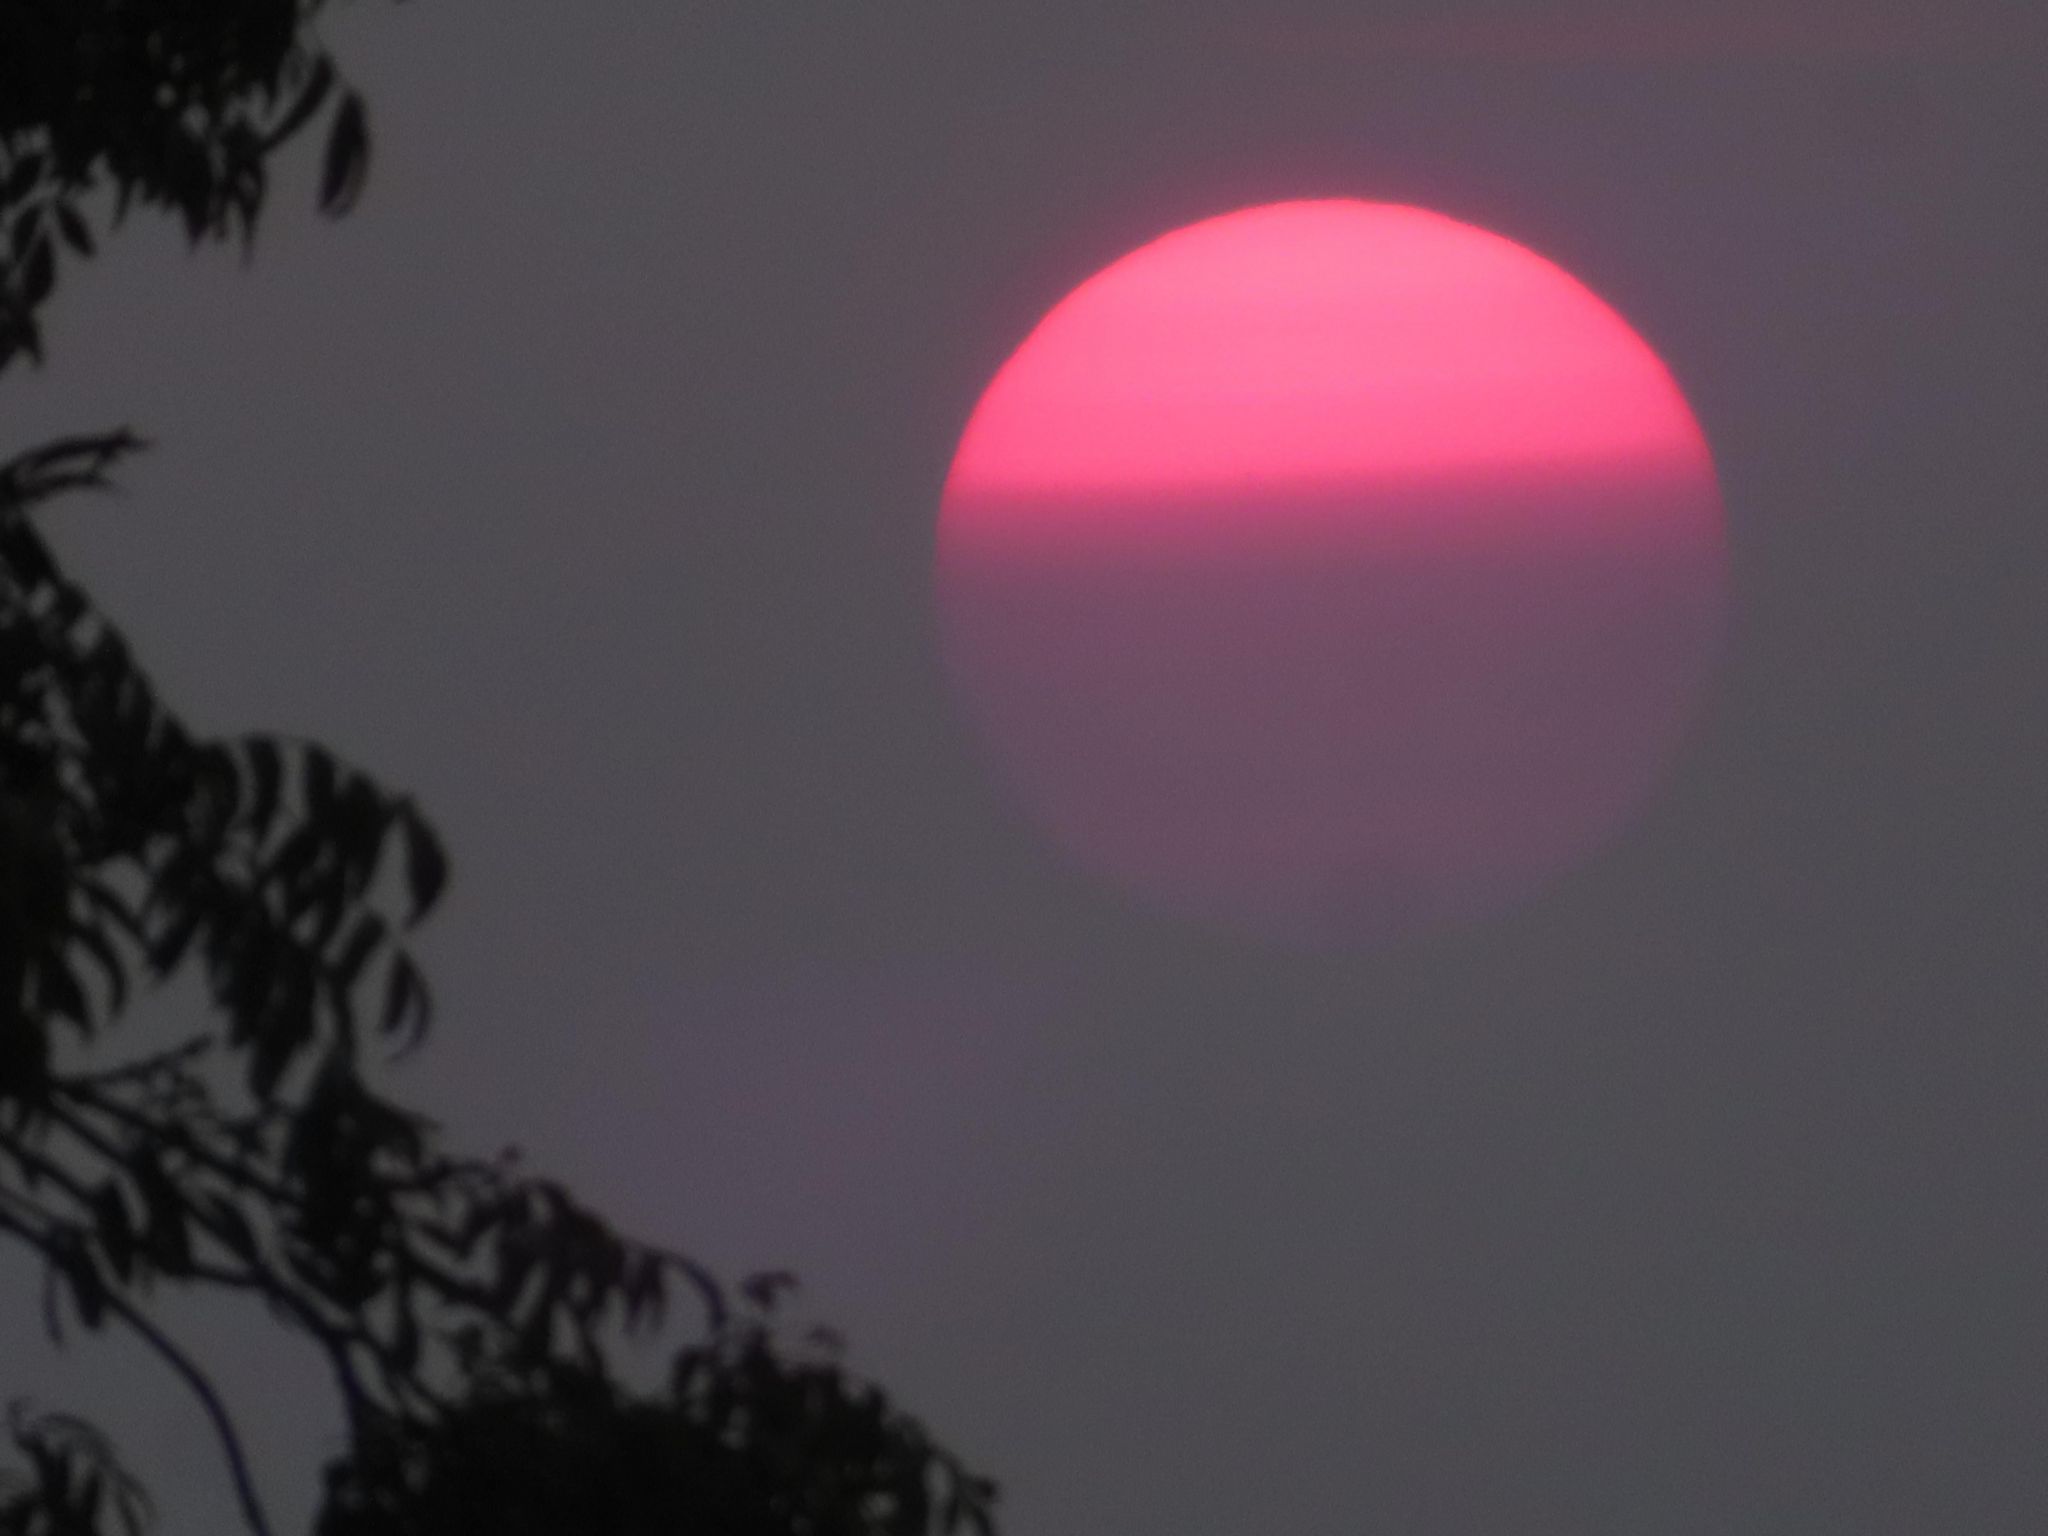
333 914 387 994
198 1197 258 1262
67 921 128 1016
90 1184 134 1283
266 57 337 151
320 93 370 216
303 746 338 821
8 207 39 261
245 737 284 838
54 204 93 258
400 809 447 925
2 152 45 204
145 900 205 975
58 1243 106 1330
741 1269 799 1311
381 953 426 1043
33 958 88 1031
22 238 54 306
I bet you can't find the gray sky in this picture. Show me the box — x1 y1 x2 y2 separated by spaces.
5 0 2048 1530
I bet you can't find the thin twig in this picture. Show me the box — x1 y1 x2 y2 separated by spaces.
0 1205 272 1536
98 1288 277 1536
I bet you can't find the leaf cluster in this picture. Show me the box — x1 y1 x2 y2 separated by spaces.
0 432 443 1113
0 1406 149 1536
0 0 381 370
319 1307 997 1536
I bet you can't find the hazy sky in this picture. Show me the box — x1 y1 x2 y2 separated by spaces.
5 1 2047 1531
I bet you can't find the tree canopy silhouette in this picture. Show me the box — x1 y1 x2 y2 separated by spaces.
0 5 998 1533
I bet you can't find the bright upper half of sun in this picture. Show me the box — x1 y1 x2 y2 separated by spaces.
945 200 1713 506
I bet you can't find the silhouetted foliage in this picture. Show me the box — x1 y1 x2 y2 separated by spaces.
0 0 375 372
0 6 998 1534
319 1336 996 1536
0 1404 152 1536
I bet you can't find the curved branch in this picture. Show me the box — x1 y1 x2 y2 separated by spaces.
36 1089 466 1429
97 1286 276 1536
0 1205 274 1536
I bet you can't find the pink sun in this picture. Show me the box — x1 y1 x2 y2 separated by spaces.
937 200 1726 945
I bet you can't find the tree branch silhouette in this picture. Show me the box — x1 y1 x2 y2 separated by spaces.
1 7 1000 1534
